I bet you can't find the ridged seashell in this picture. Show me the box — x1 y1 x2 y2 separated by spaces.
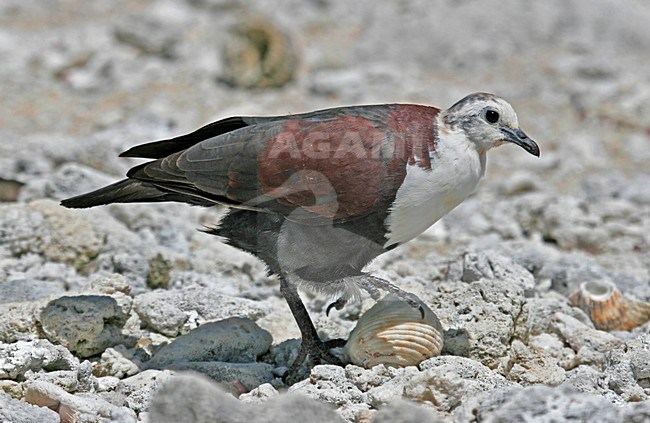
569 280 650 331
345 294 444 368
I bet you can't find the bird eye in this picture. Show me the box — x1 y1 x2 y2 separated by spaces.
485 110 500 124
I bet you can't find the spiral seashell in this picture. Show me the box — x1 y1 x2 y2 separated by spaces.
345 294 444 368
221 18 296 89
569 280 650 331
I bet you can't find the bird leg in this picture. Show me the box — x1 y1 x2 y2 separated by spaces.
279 277 345 383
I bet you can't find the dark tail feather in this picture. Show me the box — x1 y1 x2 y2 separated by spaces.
61 179 168 208
119 117 249 159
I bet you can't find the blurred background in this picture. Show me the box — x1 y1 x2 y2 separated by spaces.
1 0 649 181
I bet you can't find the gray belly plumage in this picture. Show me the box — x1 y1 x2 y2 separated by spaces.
213 208 388 283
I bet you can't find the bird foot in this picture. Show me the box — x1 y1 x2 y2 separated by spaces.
355 275 425 319
283 337 346 384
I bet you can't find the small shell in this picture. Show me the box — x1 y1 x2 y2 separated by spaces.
569 280 650 331
222 18 296 89
345 294 444 368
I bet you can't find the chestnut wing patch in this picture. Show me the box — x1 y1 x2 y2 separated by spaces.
257 114 407 223
125 105 439 224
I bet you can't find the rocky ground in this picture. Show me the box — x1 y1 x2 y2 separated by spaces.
1 1 650 422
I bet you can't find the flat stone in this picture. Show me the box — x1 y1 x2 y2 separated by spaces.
165 362 275 393
148 318 272 367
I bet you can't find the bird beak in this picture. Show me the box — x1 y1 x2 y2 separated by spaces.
501 127 540 157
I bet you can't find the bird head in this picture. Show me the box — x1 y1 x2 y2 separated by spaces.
441 93 540 157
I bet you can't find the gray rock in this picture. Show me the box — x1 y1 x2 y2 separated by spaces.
0 275 134 346
114 369 175 414
550 312 623 368
337 402 373 423
496 171 541 196
25 162 116 204
24 200 105 269
239 383 279 404
0 200 141 275
0 300 46 343
0 391 60 423
0 145 53 187
602 334 650 401
527 295 592 336
96 375 121 393
289 365 366 407
40 294 132 357
84 274 132 297
164 362 275 393
148 318 272 367
373 398 447 423
563 365 610 398
95 345 143 379
427 252 532 367
345 364 397 392
0 278 66 304
620 174 650 205
396 356 516 412
74 360 97 392
528 333 577 370
93 252 151 295
0 339 78 380
498 340 566 385
341 357 516 414
447 251 536 290
0 202 48 259
26 364 98 394
454 384 650 423
24 380 137 423
357 366 422 408
0 379 22 398
516 195 609 252
148 372 342 423
114 14 181 58
484 239 563 278
134 287 270 336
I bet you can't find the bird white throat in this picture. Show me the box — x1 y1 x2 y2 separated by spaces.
384 115 487 247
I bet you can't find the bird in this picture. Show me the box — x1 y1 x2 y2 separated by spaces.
61 92 539 381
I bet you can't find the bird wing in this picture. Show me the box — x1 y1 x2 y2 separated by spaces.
125 104 439 225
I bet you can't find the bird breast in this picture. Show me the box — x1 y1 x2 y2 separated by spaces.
384 131 486 247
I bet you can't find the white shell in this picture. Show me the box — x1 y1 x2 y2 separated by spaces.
345 294 444 368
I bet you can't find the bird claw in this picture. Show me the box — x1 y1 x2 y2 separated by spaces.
326 298 347 316
403 293 426 319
